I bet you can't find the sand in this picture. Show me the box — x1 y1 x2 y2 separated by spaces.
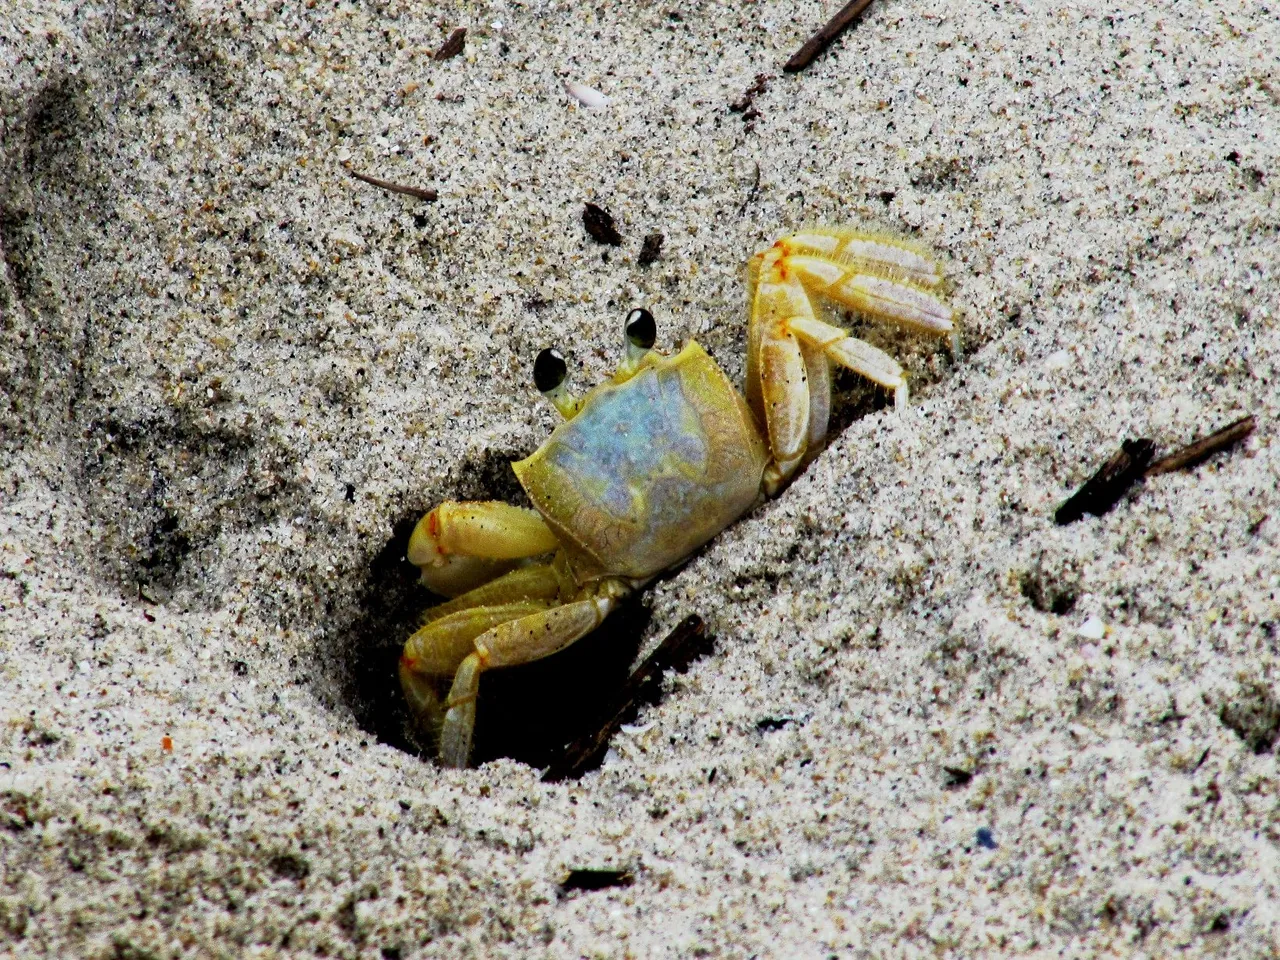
2 0 1278 956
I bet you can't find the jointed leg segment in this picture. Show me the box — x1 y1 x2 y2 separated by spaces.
400 498 632 767
408 501 560 597
404 580 627 768
749 227 955 490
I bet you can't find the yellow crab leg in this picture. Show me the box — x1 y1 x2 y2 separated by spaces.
400 558 573 750
787 314 909 409
798 338 832 450
400 598 557 741
750 246 814 478
437 583 629 767
779 227 945 288
417 562 568 625
785 252 954 338
409 501 560 562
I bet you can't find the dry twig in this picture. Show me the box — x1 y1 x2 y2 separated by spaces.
1054 438 1155 525
348 169 438 202
784 0 878 73
1144 415 1256 477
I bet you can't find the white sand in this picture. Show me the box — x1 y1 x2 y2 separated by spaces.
2 0 1278 956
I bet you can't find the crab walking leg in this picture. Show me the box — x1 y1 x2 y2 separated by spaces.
783 253 958 354
402 560 574 741
399 598 556 740
437 587 629 767
788 314 910 410
418 562 568 625
779 228 945 289
750 247 816 480
404 600 559 677
408 501 562 597
798 338 833 450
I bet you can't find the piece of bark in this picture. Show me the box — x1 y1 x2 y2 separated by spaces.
638 232 664 266
1054 438 1155 525
582 202 623 246
433 27 466 62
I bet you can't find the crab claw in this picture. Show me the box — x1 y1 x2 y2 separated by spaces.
407 504 558 598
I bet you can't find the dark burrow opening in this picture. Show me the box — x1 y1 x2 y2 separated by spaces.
344 510 655 772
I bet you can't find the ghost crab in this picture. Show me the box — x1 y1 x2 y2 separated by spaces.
400 227 956 767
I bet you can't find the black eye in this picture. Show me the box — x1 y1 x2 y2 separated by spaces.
533 347 567 393
624 308 656 350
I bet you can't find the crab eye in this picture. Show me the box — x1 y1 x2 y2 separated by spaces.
533 347 568 393
624 308 656 350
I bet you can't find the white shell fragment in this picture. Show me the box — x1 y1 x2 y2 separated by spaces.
1077 615 1106 641
563 79 609 109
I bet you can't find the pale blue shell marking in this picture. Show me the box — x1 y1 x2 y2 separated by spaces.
514 342 766 579
543 365 709 524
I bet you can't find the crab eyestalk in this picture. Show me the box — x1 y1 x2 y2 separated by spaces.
533 347 580 418
618 307 656 377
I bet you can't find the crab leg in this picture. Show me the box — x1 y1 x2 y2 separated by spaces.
400 597 556 740
776 231 958 357
785 253 954 338
408 501 561 597
787 314 909 409
778 227 945 288
750 247 815 480
750 228 960 487
417 562 568 625
437 585 628 767
401 558 574 747
798 338 833 450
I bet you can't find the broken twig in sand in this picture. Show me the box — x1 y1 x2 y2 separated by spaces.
1144 414 1256 477
348 170 438 202
1055 414 1256 525
784 0 878 73
1055 438 1155 525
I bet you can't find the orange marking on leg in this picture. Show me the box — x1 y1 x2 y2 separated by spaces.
427 509 444 551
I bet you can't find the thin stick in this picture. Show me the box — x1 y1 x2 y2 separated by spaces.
784 0 878 73
541 615 709 782
348 169 438 202
1144 415 1256 477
